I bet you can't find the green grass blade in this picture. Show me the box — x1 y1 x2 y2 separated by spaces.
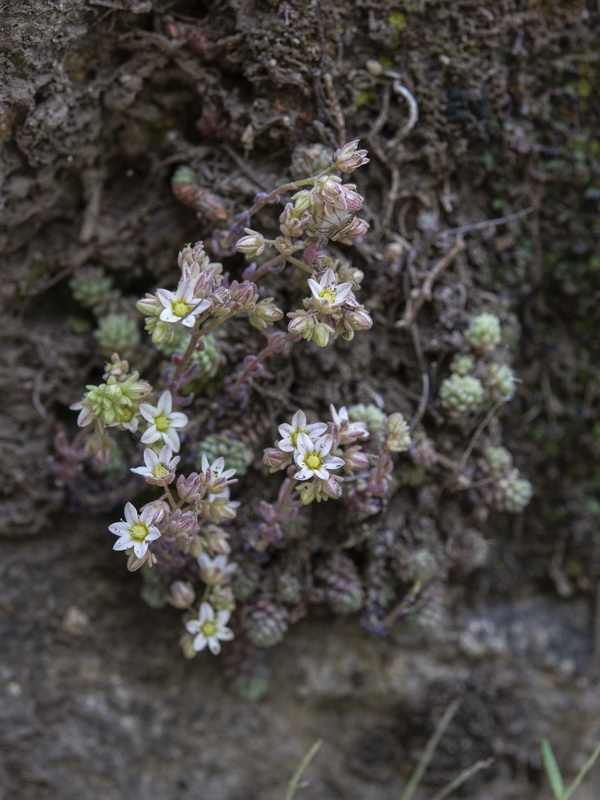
563 741 600 800
541 739 566 799
428 757 494 800
399 700 460 800
284 739 323 800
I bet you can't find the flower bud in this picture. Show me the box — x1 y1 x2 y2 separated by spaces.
313 321 334 347
346 216 369 238
262 447 292 471
344 305 373 331
236 228 265 257
343 447 370 471
333 139 370 172
274 236 294 256
141 499 170 525
287 310 315 336
248 298 284 330
229 280 258 311
292 190 313 213
321 474 343 499
136 293 161 316
168 581 196 608
167 509 200 538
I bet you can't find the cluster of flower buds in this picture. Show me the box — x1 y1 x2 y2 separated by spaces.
235 140 372 348
136 242 279 348
70 358 151 434
263 406 370 505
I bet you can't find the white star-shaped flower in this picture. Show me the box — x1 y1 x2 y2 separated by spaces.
156 278 210 327
108 501 161 559
185 602 234 654
293 433 345 481
330 404 369 440
277 410 328 453
197 553 237 585
130 445 180 485
307 269 353 312
140 391 188 452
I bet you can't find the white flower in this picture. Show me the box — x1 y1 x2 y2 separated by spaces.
200 455 237 493
140 391 188 452
307 269 353 312
293 433 345 481
197 553 237 585
131 445 180 485
156 278 210 327
277 409 328 453
108 501 161 559
330 404 369 439
185 602 234 654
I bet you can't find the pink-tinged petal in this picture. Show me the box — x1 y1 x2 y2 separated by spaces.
278 423 293 438
335 283 353 303
278 440 294 453
306 422 328 437
198 602 213 624
208 638 221 655
193 634 208 651
145 529 161 543
130 466 149 477
325 456 345 470
139 505 157 525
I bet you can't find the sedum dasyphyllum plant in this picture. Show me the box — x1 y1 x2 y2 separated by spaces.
56 139 532 696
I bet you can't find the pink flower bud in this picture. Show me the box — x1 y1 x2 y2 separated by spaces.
229 280 258 310
263 447 293 471
287 310 315 336
248 298 284 330
141 499 170 525
274 236 294 256
167 509 200 538
168 581 196 608
343 448 370 471
346 216 369 238
333 139 370 173
236 228 265 256
322 474 343 499
345 306 373 331
136 293 162 316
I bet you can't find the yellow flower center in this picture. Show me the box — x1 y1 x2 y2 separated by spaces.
152 463 170 478
172 299 192 318
130 522 149 541
304 452 323 470
318 288 336 304
200 620 217 637
154 412 170 432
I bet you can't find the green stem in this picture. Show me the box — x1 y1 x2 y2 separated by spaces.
284 739 323 800
399 701 460 800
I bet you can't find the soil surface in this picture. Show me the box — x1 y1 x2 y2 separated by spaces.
1 1 599 798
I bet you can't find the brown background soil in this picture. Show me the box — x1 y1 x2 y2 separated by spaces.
1 1 599 798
